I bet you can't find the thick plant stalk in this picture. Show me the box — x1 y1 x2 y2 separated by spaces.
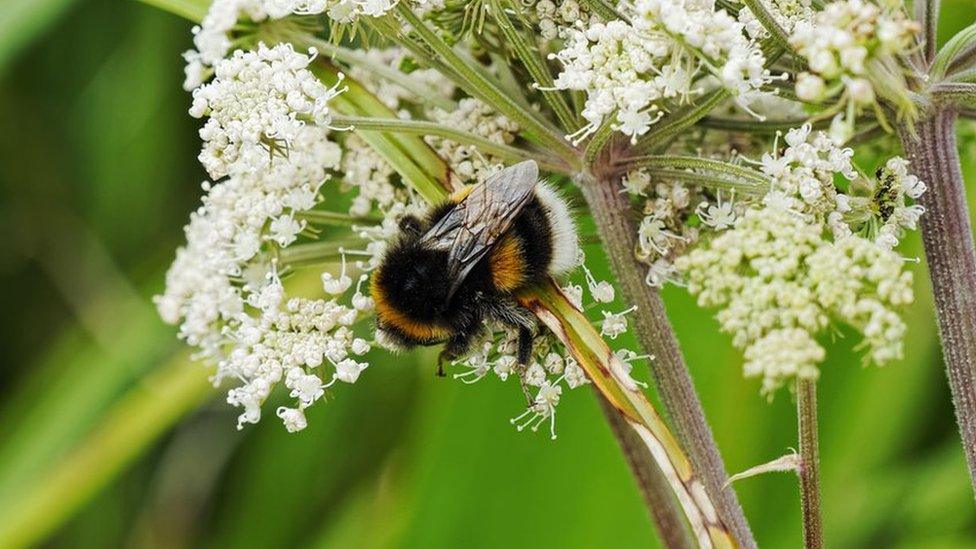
898 108 976 494
522 283 737 548
796 379 822 549
597 395 695 549
580 173 757 548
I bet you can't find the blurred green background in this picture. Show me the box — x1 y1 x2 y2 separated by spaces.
0 1 975 547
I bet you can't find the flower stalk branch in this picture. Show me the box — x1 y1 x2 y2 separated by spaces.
796 378 823 549
330 115 570 172
579 171 757 548
897 108 976 493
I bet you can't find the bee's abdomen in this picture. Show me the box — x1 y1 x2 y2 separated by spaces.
533 183 578 275
488 197 554 293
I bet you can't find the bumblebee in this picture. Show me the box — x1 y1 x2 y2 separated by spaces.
371 160 578 372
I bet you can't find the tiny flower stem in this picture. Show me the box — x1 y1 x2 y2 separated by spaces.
796 378 823 549
580 0 629 23
930 83 976 105
393 6 581 164
621 155 771 191
302 37 457 111
297 209 382 226
596 394 695 549
579 173 757 548
698 116 826 134
331 115 570 173
278 240 350 267
633 90 731 153
489 0 579 132
738 0 797 59
897 108 976 496
930 22 976 80
915 0 941 65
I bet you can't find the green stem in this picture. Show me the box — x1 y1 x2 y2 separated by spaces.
621 155 770 187
596 394 695 549
739 0 797 58
698 116 823 134
394 5 580 164
490 0 578 131
303 37 456 110
579 172 757 548
298 209 382 226
278 240 353 267
580 0 629 22
634 90 730 153
796 378 823 549
931 22 976 80
897 108 976 496
332 115 570 173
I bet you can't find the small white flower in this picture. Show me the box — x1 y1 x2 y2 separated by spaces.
696 192 737 230
276 406 308 432
335 358 367 383
601 307 635 339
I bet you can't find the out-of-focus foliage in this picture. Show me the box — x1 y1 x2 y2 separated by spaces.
0 1 974 547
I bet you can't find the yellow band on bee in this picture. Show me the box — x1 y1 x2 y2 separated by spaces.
372 280 452 342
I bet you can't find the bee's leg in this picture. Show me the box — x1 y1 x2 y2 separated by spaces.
515 326 535 406
517 326 533 366
437 331 477 377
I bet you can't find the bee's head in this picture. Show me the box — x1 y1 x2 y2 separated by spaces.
370 239 454 347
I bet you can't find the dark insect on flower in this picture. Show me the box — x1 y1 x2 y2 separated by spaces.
873 165 900 222
371 161 578 374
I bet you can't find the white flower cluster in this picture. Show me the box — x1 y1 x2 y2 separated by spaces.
759 124 856 231
450 256 633 439
551 0 775 142
157 42 380 432
530 0 598 40
738 0 813 40
453 326 590 440
341 134 404 218
190 43 344 180
425 98 520 185
790 0 919 106
182 0 399 90
676 125 922 395
759 124 924 249
621 171 703 287
677 204 914 396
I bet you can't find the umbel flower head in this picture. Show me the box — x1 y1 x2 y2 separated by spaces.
551 0 778 142
676 125 921 396
155 42 379 431
190 43 345 179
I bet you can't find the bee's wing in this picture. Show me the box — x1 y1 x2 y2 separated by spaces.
420 160 539 298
